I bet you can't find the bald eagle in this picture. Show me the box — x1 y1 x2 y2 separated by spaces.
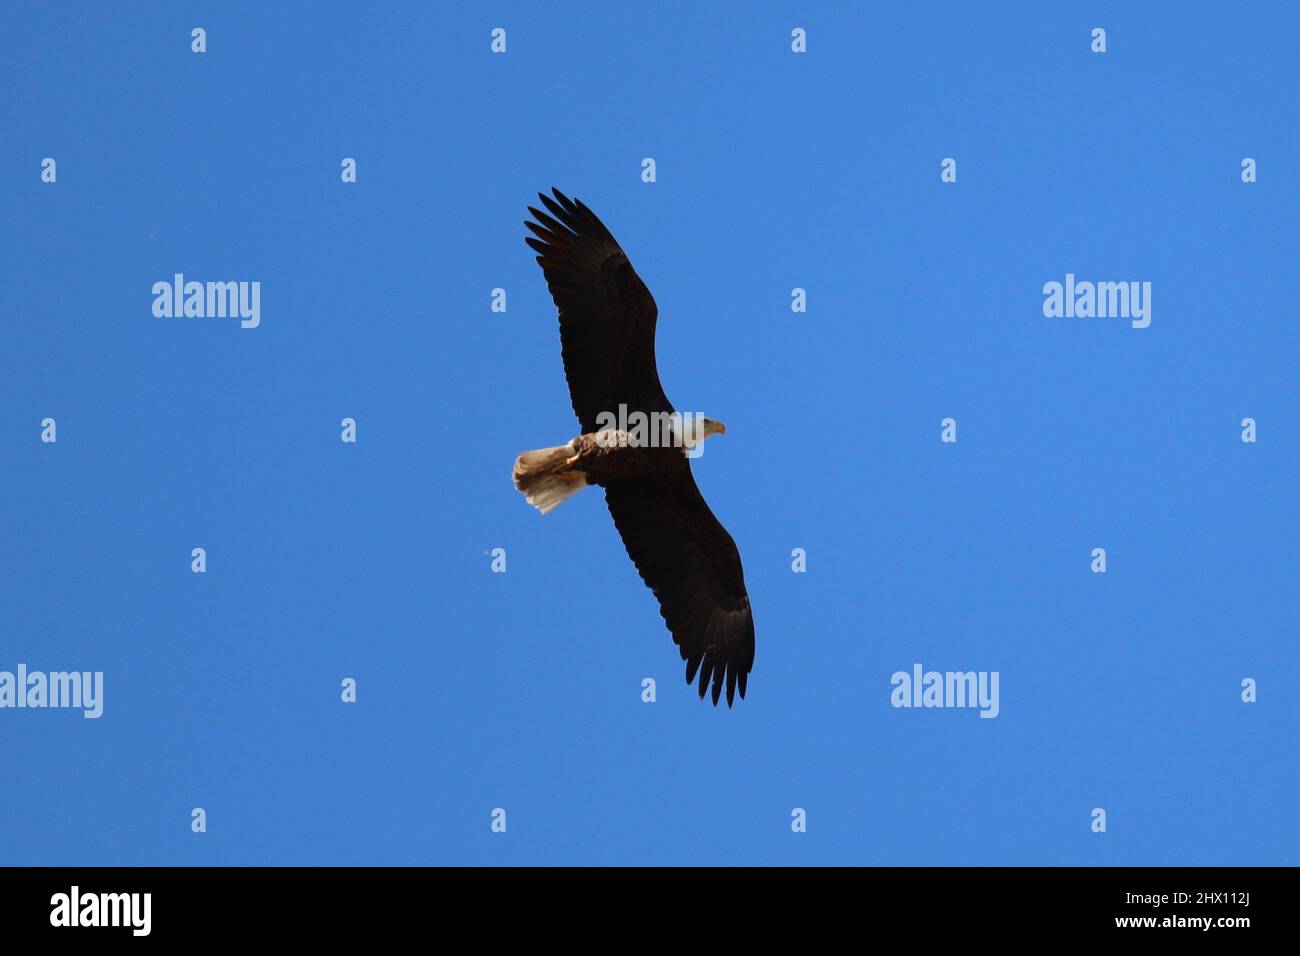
513 188 755 707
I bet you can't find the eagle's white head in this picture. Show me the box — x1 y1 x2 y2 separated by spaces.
681 414 726 450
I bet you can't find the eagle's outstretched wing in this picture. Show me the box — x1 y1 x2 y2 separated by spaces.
524 188 671 432
603 473 755 706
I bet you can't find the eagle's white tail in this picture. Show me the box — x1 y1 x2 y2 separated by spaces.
513 442 586 514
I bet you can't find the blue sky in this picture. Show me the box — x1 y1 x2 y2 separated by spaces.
2 2 1296 865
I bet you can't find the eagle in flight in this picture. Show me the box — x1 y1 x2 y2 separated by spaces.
513 188 755 706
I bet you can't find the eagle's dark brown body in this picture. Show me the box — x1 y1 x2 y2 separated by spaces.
568 431 690 483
